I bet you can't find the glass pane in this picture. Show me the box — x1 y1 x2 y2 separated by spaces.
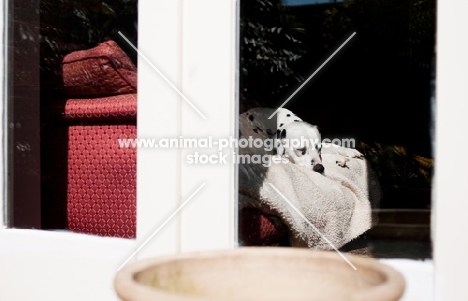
6 0 138 238
238 0 434 259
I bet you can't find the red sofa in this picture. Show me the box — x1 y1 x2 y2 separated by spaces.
43 40 137 238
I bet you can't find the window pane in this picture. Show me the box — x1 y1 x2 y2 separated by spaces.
6 0 138 238
238 0 435 259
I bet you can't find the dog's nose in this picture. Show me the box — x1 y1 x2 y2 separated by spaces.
313 164 324 173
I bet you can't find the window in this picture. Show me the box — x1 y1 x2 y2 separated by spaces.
1 0 468 300
237 0 434 260
5 0 138 237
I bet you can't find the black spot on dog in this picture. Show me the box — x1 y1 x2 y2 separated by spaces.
273 148 277 155
248 115 254 121
253 128 258 133
256 127 263 132
279 123 284 127
294 120 300 122
280 129 287 139
286 114 291 117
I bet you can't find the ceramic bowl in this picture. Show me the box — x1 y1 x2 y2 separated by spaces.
114 247 405 301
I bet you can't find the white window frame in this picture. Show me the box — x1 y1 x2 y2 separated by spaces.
1 0 468 300
433 1 468 300
136 0 237 258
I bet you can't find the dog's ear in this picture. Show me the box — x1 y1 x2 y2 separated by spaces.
280 129 287 140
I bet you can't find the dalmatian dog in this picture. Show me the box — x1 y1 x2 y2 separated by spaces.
277 119 325 173
239 107 300 154
239 107 363 173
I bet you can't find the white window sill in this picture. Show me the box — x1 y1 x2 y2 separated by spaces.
0 229 433 301
381 258 434 301
0 229 135 301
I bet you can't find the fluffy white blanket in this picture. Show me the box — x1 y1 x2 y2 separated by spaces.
239 109 381 249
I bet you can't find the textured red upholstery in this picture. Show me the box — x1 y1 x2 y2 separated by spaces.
50 41 138 238
63 94 137 121
62 40 137 96
67 123 136 238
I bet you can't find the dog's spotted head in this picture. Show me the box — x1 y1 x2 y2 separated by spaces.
277 121 324 173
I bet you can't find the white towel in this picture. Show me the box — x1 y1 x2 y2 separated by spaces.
239 108 381 249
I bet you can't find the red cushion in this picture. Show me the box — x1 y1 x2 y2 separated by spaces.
63 94 137 121
62 40 137 96
239 208 289 246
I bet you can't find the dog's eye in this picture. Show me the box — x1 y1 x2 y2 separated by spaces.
297 147 306 155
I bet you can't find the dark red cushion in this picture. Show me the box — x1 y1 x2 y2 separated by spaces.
239 207 289 246
63 94 137 121
62 40 137 96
